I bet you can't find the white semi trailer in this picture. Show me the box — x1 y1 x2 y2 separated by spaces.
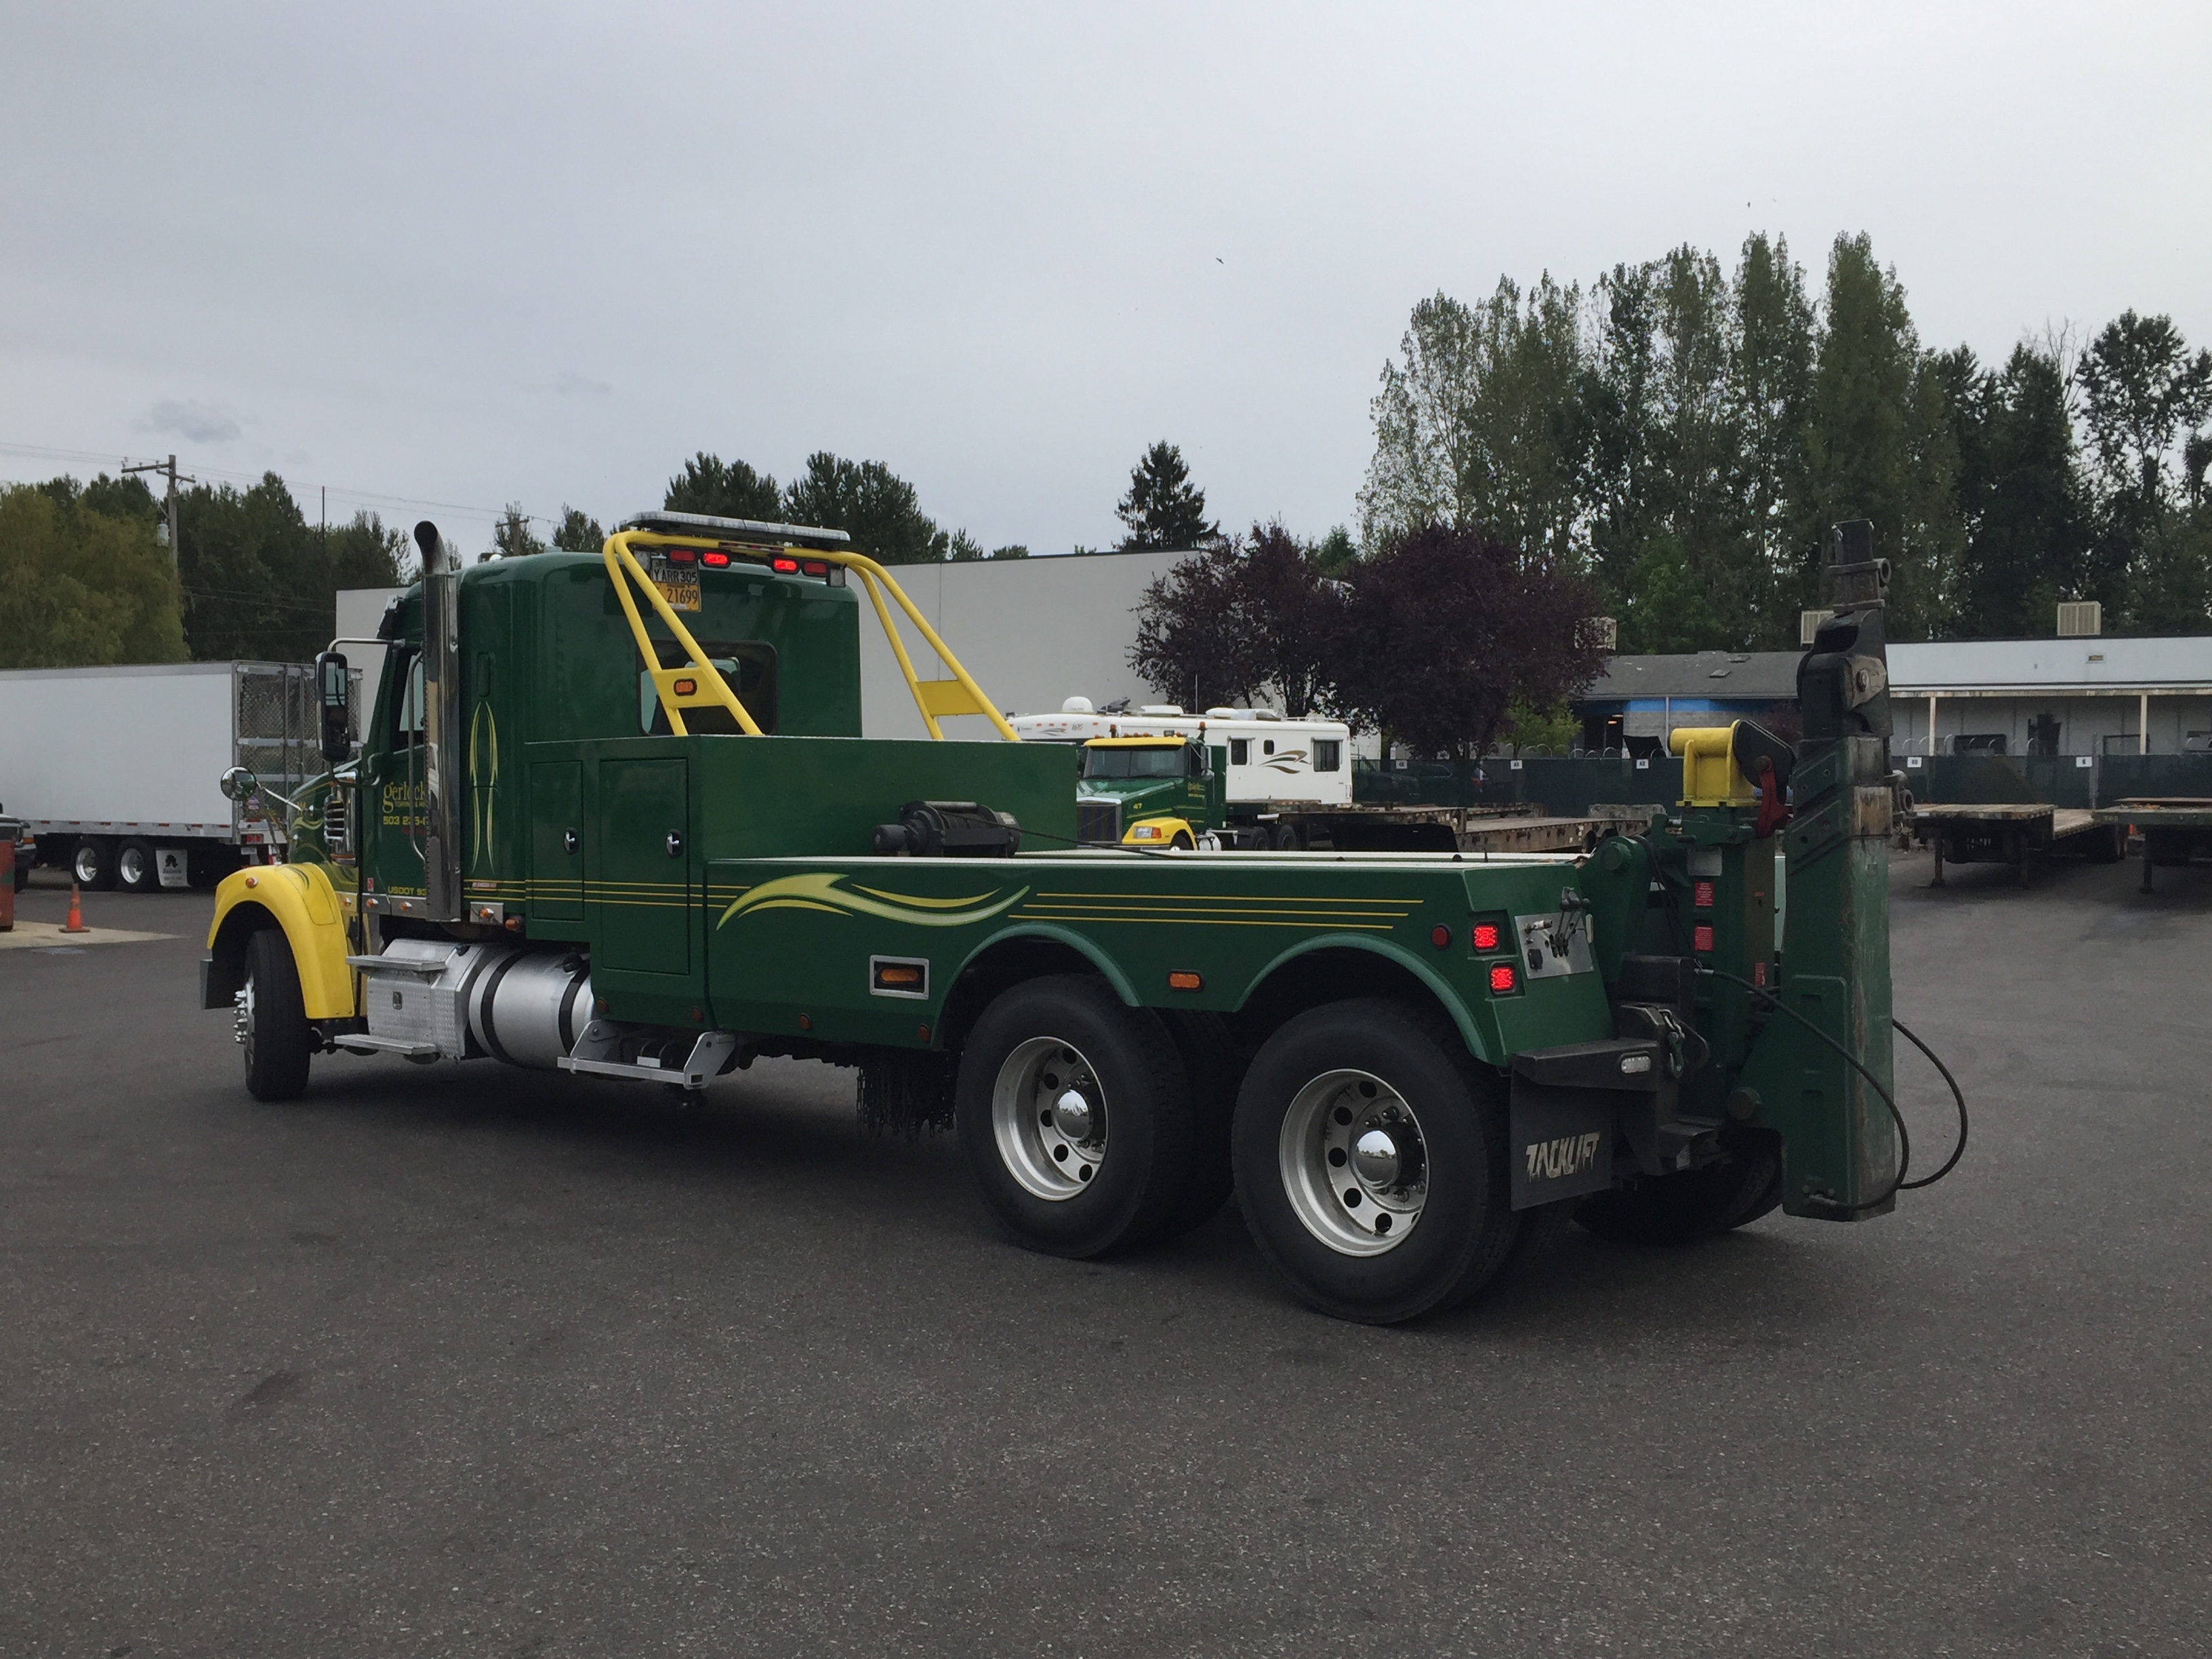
0 661 327 891
1008 698 1353 807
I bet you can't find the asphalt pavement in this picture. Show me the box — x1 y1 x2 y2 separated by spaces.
3 853 2209 1657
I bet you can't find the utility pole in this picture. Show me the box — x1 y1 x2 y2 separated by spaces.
123 453 195 573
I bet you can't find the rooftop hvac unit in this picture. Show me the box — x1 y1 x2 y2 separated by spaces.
1800 609 1830 646
2057 600 2102 637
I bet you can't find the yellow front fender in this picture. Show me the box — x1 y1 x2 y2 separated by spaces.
205 863 356 1020
1123 815 1196 848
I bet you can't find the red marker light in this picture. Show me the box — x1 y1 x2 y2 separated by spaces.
1488 963 1517 994
1694 880 1715 908
1431 924 1452 949
1471 922 1501 951
1694 924 1715 952
771 555 800 574
664 547 697 565
801 559 830 577
699 550 731 568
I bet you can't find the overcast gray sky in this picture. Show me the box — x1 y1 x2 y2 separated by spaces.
3 2 2207 555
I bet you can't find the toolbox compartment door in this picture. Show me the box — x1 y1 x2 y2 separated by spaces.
594 756 691 975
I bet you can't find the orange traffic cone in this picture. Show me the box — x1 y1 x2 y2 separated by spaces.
62 880 89 935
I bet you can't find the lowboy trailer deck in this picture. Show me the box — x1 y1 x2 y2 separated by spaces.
200 512 1937 1323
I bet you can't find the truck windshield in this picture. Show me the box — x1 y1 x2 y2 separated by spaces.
1084 745 1187 780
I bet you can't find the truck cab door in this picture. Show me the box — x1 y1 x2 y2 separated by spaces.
529 760 584 923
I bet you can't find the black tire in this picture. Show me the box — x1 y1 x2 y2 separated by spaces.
1170 831 1195 851
1574 1128 1783 1246
72 837 117 891
1270 823 1301 851
116 838 159 893
955 975 1193 1258
2083 825 2125 865
1231 998 1519 1324
242 928 313 1102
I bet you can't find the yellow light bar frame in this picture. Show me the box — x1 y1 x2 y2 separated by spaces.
1670 723 1756 806
602 531 1018 743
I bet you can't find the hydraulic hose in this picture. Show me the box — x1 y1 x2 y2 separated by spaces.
1693 964 1968 1210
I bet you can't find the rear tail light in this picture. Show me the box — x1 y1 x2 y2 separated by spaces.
801 559 830 577
664 547 697 565
771 555 800 574
699 550 731 568
1488 963 1518 994
1471 922 1502 952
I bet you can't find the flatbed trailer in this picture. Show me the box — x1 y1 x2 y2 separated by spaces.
196 510 1928 1324
2092 798 2212 892
1912 802 2123 886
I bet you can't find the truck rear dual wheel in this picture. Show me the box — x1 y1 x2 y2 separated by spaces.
117 838 160 893
956 975 1196 1258
1231 999 1521 1324
72 837 117 891
1572 1128 1782 1246
241 928 314 1102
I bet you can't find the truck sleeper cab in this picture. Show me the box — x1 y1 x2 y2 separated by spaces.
201 511 1911 1324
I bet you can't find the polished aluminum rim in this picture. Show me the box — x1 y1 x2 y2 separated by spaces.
991 1035 1107 1202
73 844 100 883
1278 1068 1427 1256
119 845 148 885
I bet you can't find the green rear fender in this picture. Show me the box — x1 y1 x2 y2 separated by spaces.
952 924 1143 1006
1240 935 1499 1067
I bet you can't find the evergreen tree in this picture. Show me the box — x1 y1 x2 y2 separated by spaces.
781 452 954 564
1115 441 1220 552
1940 343 2090 637
1797 233 1961 637
550 507 604 552
665 453 783 522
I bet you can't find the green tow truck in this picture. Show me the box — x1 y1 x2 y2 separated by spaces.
202 511 1917 1322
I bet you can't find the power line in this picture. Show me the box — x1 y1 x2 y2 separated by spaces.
0 439 562 530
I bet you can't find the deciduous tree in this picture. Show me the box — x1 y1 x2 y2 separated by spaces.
0 484 186 668
1330 523 1607 759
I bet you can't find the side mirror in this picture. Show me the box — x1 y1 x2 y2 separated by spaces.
315 651 352 765
219 766 258 802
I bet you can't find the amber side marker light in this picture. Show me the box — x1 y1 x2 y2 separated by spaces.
1167 970 1204 991
672 678 697 696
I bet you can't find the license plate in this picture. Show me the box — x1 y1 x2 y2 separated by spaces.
655 575 701 612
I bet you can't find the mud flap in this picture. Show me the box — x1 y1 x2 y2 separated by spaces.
1507 1078 1617 1209
1507 1036 1671 1210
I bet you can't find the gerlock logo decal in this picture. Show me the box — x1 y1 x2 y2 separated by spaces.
1526 1132 1603 1183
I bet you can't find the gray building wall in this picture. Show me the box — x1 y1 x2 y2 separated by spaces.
855 550 1189 739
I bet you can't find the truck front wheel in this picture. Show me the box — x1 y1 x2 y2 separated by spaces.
241 928 313 1102
1231 999 1519 1324
956 975 1193 1258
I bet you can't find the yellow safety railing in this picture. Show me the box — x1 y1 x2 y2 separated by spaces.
602 530 1018 743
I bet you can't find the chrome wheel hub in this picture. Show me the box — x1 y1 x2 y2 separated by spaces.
991 1036 1108 1202
1279 1069 1428 1256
